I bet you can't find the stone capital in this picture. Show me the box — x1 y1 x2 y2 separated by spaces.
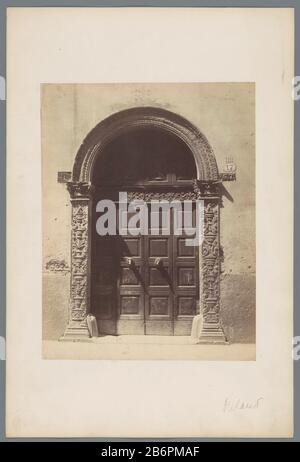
67 181 94 200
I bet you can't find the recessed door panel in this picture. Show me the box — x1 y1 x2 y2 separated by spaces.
149 266 170 286
120 295 141 315
120 267 139 285
121 238 140 257
177 238 195 257
149 238 168 257
177 296 196 316
149 296 170 316
173 224 198 335
118 233 144 324
144 206 174 335
178 267 196 287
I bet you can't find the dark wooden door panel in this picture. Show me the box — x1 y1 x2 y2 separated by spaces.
92 201 199 335
118 233 145 324
121 238 141 257
177 237 196 257
177 295 197 316
144 216 174 334
148 295 171 316
149 238 169 257
172 204 199 334
148 265 170 287
177 266 196 287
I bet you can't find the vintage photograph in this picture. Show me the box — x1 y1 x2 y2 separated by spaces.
42 83 255 360
7 7 293 438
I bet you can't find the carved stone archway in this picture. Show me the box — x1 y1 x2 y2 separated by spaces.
62 107 227 343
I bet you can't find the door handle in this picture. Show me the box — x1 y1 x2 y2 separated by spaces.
154 259 173 289
124 257 147 291
125 257 135 268
154 258 163 269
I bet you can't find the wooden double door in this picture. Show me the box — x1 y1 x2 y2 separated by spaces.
92 203 199 335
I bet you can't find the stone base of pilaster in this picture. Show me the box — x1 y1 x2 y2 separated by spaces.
191 315 228 344
60 321 92 342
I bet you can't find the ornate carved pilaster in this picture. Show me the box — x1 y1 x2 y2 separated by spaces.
61 182 93 341
197 199 227 344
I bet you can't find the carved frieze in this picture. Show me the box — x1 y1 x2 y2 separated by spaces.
116 180 221 202
127 190 198 202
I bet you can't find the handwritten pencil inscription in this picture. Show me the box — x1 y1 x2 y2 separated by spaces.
223 397 264 413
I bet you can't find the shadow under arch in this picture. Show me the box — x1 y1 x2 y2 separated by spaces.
72 107 219 183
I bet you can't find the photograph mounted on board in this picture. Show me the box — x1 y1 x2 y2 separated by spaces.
42 82 255 360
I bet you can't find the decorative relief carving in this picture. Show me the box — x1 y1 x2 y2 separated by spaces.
124 181 221 202
127 190 198 201
57 171 72 183
201 200 221 324
220 157 237 182
193 179 221 197
220 172 236 182
70 202 89 321
67 181 94 199
45 258 69 273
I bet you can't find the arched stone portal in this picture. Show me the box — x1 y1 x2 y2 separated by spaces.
62 107 227 343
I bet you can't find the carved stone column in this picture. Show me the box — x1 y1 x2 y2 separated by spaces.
198 199 227 343
61 182 93 340
190 180 227 344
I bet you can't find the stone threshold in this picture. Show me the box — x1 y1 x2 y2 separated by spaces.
92 335 198 345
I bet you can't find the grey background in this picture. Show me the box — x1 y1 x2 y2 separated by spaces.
0 0 298 442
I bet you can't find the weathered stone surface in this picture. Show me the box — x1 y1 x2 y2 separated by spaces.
43 274 69 340
220 273 256 343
